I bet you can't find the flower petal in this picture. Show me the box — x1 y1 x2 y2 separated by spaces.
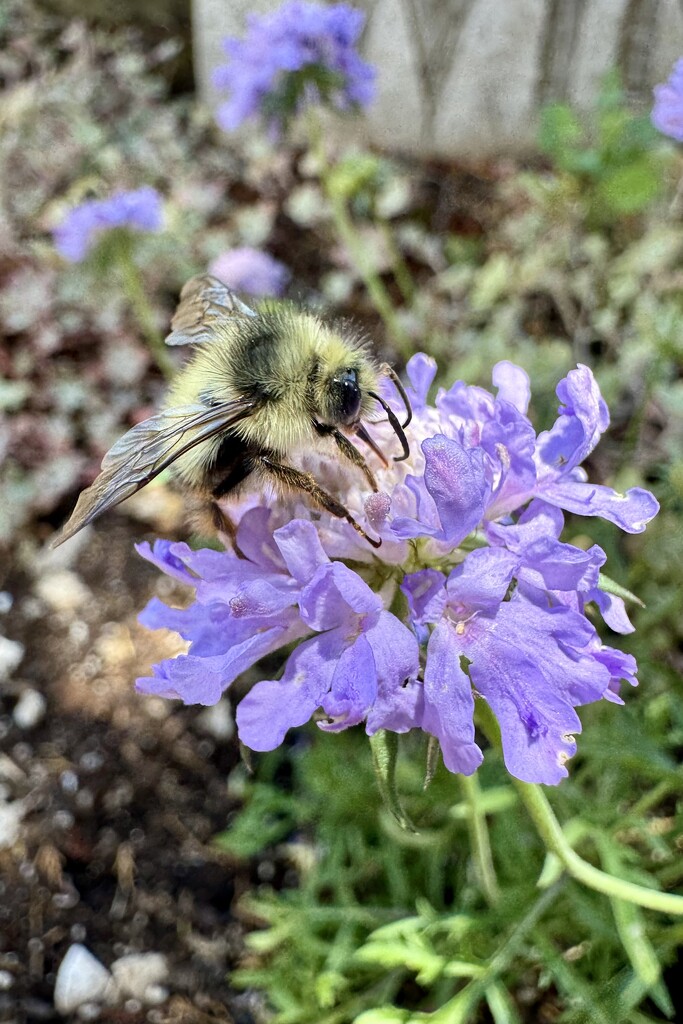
422 621 483 775
538 480 660 533
320 634 377 728
492 361 530 414
422 435 489 543
274 519 329 583
300 562 381 630
236 628 345 749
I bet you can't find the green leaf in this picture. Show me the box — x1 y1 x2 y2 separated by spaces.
354 1010 410 1024
369 730 416 832
597 835 662 991
539 103 583 163
596 158 662 217
213 783 297 858
486 981 523 1024
597 573 645 607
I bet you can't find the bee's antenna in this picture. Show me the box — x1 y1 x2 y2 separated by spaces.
368 391 410 462
381 364 412 428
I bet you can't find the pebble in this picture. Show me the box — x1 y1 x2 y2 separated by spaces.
143 984 170 1006
0 798 26 850
34 571 92 613
0 636 24 681
12 689 47 730
53 945 113 1014
110 952 169 1002
195 699 235 741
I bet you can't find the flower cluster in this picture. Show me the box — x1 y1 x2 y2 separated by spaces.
208 248 290 298
652 58 683 141
212 1 375 133
54 187 163 262
137 357 658 785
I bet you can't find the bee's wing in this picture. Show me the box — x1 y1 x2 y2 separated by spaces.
165 274 258 346
53 400 255 546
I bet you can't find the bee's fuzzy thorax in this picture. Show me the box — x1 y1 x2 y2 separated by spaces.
167 306 379 457
54 275 398 551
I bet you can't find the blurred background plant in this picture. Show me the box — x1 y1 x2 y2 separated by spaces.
2 1 683 1021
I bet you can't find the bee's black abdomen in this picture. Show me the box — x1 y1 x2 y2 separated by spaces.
210 433 261 498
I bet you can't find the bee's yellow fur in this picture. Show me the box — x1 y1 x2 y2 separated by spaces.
53 277 407 550
166 308 378 490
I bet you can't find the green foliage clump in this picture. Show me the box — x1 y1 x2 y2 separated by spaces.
538 73 670 227
218 714 682 1023
211 76 683 1024
4 7 683 1017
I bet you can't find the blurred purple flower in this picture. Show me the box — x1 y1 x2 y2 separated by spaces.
652 58 683 141
54 187 163 262
209 248 290 297
212 1 375 133
137 357 658 785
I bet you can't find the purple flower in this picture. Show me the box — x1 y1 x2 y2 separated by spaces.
212 1 376 133
54 187 163 262
402 550 618 784
209 248 290 297
136 357 658 785
652 58 683 141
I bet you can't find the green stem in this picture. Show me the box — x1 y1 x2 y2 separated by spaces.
426 882 563 1024
475 700 683 917
458 772 500 906
513 780 683 916
327 190 413 359
625 776 677 820
377 218 416 305
307 116 413 359
117 239 175 379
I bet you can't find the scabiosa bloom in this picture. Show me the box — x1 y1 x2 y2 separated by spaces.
652 58 683 141
136 357 658 785
209 248 290 297
54 187 163 262
212 1 376 133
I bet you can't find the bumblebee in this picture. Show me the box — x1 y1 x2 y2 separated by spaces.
54 275 411 549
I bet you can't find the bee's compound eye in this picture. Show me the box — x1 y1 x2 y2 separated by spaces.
335 369 362 425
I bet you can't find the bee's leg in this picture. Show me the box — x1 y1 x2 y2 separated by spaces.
209 501 240 551
259 457 382 549
205 440 258 556
313 423 380 490
187 493 242 555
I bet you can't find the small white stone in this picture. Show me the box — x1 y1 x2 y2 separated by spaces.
195 699 234 741
0 798 26 850
34 571 92 613
54 945 112 1014
110 952 169 1002
77 1002 102 1021
0 636 24 681
144 985 169 1006
12 689 47 730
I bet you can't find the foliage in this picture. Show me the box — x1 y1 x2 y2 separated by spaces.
207 60 683 1024
218 717 683 1023
538 73 671 228
3 2 683 1021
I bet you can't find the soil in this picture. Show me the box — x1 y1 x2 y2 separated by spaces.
1 517 267 1024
